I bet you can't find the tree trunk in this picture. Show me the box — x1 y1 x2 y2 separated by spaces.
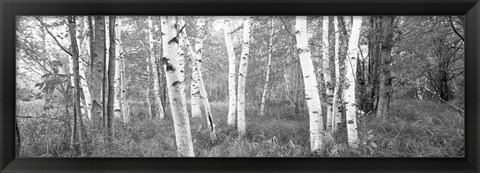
76 16 93 121
332 16 342 132
344 16 362 148
187 26 202 119
376 16 395 122
148 16 165 121
91 16 106 128
193 18 217 141
68 16 85 155
114 17 123 121
160 16 195 157
224 20 237 126
322 16 335 131
15 116 21 157
237 17 252 136
295 16 324 152
121 46 129 123
106 16 117 145
103 17 110 127
260 18 275 117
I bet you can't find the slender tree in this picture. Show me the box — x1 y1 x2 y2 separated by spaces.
322 16 335 131
295 16 324 152
114 17 123 121
148 16 165 120
224 20 237 126
67 16 85 155
376 16 395 121
344 16 363 148
91 16 106 127
259 17 275 117
160 16 195 157
237 17 252 136
76 16 93 120
332 16 342 132
106 16 117 145
193 18 217 141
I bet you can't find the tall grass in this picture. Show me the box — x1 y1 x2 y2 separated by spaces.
17 98 464 157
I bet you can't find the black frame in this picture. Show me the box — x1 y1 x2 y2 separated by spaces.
1 0 479 172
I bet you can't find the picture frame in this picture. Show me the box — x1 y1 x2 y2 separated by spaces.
1 0 479 172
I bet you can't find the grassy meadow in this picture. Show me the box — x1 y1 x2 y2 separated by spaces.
17 98 464 157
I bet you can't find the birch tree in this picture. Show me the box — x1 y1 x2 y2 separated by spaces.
75 16 92 120
189 23 202 119
332 16 342 132
322 16 334 131
181 17 217 141
120 42 129 123
376 16 395 122
295 16 324 152
148 16 165 120
259 17 275 117
237 17 252 136
344 16 362 148
160 16 195 157
224 20 237 126
193 18 217 141
114 17 123 120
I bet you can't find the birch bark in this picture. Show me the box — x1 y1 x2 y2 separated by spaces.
237 17 252 136
148 16 166 120
161 16 195 157
295 16 324 152
224 20 237 126
344 16 363 148
259 18 275 117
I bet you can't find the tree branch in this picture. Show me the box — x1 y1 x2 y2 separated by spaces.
279 17 297 44
449 16 464 41
35 17 73 57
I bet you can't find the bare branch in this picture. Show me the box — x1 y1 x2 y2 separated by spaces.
35 16 73 57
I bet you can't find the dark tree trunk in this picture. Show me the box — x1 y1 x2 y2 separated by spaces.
68 16 85 155
15 116 21 157
91 16 106 129
107 16 117 145
376 16 395 121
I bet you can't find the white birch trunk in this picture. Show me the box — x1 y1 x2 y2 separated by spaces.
332 16 342 132
120 41 129 123
161 16 194 157
148 16 165 120
259 18 275 117
344 16 362 148
181 17 217 141
237 17 252 136
322 16 334 132
295 16 324 152
113 17 124 121
189 24 202 119
224 20 237 126
194 18 217 141
75 16 92 120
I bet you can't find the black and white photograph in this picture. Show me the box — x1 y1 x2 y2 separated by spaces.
15 16 465 157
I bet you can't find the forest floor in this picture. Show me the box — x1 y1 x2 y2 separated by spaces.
17 98 465 157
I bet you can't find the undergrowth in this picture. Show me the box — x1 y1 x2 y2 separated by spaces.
17 98 464 157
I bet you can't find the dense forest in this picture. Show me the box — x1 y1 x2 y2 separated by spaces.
15 16 464 157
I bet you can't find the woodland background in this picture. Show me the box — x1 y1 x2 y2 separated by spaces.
15 16 464 157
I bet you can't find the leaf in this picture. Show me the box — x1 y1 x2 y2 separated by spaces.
34 82 44 88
